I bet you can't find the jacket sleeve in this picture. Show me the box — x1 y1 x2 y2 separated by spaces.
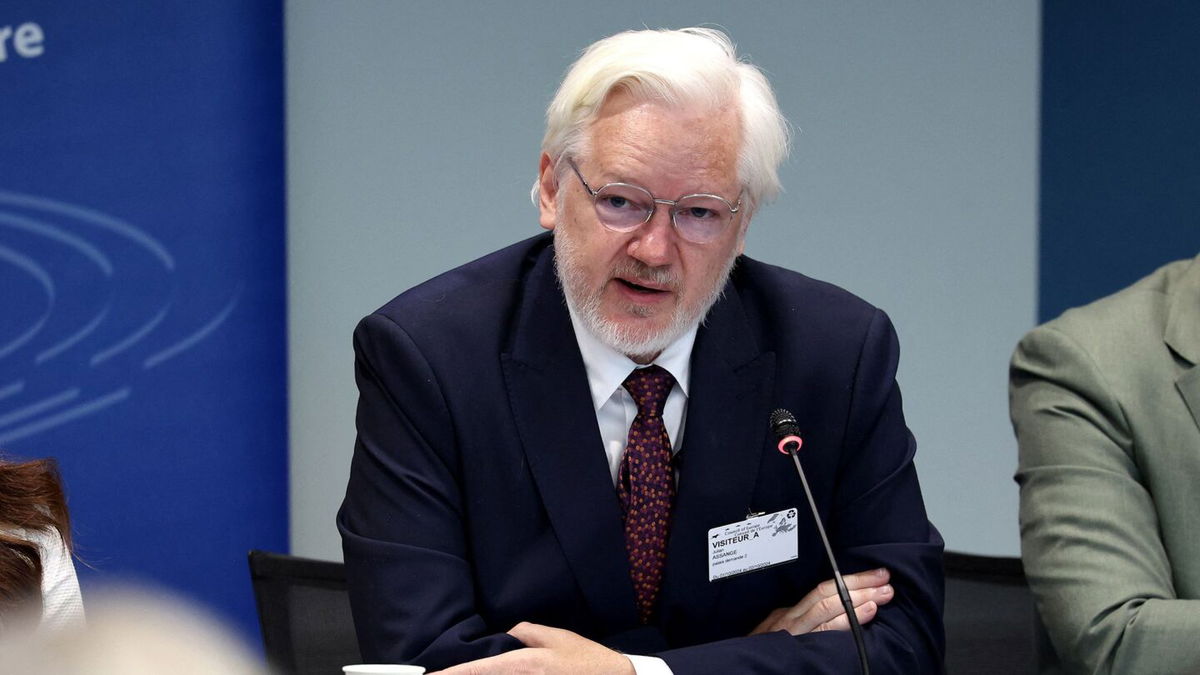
337 313 522 670
1011 324 1200 674
658 309 945 674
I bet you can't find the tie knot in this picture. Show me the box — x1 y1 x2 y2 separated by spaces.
623 365 674 418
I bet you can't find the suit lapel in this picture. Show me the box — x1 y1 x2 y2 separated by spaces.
660 272 775 625
1176 369 1200 432
500 247 638 629
1166 256 1200 432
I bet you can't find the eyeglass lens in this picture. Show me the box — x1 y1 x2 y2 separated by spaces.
593 184 731 243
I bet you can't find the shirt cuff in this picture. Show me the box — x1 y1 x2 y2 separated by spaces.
627 654 673 675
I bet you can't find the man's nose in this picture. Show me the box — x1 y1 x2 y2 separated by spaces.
626 206 676 266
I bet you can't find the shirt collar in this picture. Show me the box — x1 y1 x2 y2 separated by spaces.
567 304 697 412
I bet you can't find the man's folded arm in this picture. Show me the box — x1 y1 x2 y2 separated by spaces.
656 310 945 674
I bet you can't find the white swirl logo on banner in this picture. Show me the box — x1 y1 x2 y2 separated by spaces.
0 190 241 445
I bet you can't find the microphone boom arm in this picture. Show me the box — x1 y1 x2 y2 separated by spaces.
772 409 870 675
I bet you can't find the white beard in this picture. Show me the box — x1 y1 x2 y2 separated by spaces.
552 222 737 361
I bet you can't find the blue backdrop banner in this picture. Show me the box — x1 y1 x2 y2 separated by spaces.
0 2 287 640
1040 1 1200 320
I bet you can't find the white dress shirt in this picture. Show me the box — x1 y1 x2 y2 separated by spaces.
2 526 85 632
567 306 697 675
32 526 85 632
569 308 695 484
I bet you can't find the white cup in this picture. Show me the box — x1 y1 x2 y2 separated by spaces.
342 666 425 674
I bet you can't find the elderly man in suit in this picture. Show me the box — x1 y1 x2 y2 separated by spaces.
338 27 943 675
1011 253 1200 674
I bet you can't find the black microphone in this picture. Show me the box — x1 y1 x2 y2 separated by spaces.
770 408 870 675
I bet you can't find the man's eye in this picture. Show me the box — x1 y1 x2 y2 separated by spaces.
603 196 633 210
684 206 716 220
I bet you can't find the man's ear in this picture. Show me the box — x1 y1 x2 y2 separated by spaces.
736 213 752 254
537 153 559 231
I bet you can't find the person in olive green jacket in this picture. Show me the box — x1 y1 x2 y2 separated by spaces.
1011 253 1200 674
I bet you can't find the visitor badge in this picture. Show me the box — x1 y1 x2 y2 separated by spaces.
708 507 798 581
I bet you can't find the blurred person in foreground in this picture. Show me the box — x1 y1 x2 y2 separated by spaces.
1011 253 1200 673
0 586 266 675
339 27 943 674
0 456 83 633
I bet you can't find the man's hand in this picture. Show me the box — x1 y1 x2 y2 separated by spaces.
750 567 893 636
429 622 635 675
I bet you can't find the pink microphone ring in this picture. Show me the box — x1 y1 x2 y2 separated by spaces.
776 435 803 455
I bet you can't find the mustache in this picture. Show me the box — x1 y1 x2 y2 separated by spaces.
611 259 679 289
614 257 681 285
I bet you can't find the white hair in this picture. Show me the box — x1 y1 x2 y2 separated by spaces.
533 27 791 213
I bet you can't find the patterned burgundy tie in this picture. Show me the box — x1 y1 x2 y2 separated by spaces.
618 365 676 624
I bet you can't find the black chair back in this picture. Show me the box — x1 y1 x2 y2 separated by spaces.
943 551 1036 674
248 549 361 675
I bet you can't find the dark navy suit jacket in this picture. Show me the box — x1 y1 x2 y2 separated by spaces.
338 233 944 673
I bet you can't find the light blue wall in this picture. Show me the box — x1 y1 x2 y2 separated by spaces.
286 1 1040 559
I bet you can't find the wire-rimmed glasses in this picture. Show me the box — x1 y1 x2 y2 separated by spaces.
568 159 741 244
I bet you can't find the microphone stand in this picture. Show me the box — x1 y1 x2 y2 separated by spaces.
772 408 870 675
785 444 869 675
